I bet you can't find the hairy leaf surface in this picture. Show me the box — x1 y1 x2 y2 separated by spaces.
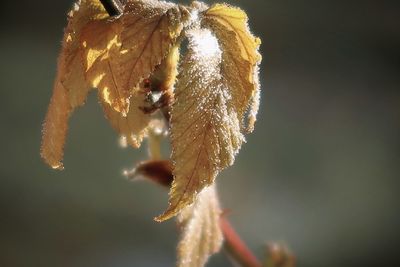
156 29 244 221
41 0 108 169
80 0 187 115
203 3 261 132
177 185 223 267
41 1 263 233
118 1 187 103
81 18 127 113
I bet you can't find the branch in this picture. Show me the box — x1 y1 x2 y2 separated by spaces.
220 217 262 267
100 0 123 16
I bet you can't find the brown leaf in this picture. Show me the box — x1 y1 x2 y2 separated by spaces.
41 0 108 169
202 3 262 132
125 159 173 187
176 185 223 267
156 29 244 221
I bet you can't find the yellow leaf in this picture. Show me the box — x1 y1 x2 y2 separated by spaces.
120 1 187 101
41 0 108 169
81 16 182 148
100 90 151 148
156 29 244 221
80 1 188 115
80 18 129 114
203 3 262 132
148 42 180 98
41 85 71 170
176 185 223 267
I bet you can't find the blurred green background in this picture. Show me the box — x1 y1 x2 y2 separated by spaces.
1 0 399 266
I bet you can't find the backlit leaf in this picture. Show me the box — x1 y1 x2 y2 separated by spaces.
156 29 244 221
41 0 108 169
100 90 151 148
203 3 262 132
41 2 262 240
177 185 223 267
80 0 188 115
81 18 128 114
118 0 188 102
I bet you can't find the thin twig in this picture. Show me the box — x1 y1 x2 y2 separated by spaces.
100 0 123 16
221 217 262 267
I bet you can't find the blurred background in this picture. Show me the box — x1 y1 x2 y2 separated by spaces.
1 0 399 266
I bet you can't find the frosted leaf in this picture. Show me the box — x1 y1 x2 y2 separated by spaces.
177 184 223 267
247 65 261 132
80 0 188 115
123 0 176 12
116 0 189 99
156 28 244 221
202 3 262 131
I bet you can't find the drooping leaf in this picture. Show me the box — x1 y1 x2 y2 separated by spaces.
80 0 188 115
41 1 263 237
156 29 244 221
41 0 108 169
202 3 262 132
118 0 188 103
80 18 128 114
176 185 223 267
41 85 71 170
82 20 181 148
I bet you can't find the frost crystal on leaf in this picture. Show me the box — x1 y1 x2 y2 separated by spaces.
202 3 262 131
41 0 261 223
177 184 223 267
155 28 244 221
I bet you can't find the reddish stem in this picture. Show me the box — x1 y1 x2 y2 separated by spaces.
220 217 262 267
125 158 263 267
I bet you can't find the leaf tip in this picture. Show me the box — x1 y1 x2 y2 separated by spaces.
154 207 177 222
51 163 65 171
155 195 192 222
40 149 65 171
